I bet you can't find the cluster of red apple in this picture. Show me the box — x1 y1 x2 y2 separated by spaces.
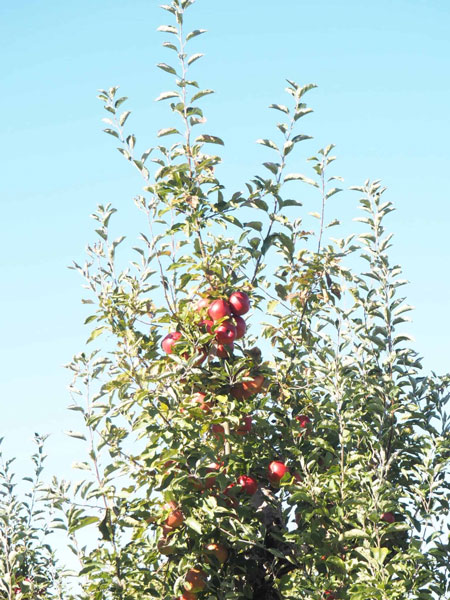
159 291 296 599
161 290 251 360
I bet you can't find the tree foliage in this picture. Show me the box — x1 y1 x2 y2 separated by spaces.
3 1 450 599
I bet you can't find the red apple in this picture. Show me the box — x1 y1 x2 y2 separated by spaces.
211 424 225 440
292 470 303 484
184 568 207 593
268 460 289 486
196 297 210 312
231 374 265 399
198 318 213 334
208 299 232 321
380 512 395 524
215 320 237 345
164 502 184 529
237 474 258 495
192 392 213 412
295 414 311 428
162 523 174 536
188 475 204 490
161 331 182 354
228 291 250 316
223 482 240 507
178 593 197 600
233 315 246 339
204 462 222 488
216 343 234 358
235 415 252 435
205 542 228 564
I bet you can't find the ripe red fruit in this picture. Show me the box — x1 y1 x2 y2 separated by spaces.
189 475 204 490
295 414 311 428
211 424 225 440
178 592 197 600
323 591 336 600
161 331 182 354
184 568 207 593
268 461 289 486
233 315 246 339
198 318 213 334
164 502 184 529
204 462 222 488
215 320 237 345
205 542 229 564
380 512 395 524
237 474 258 495
223 482 239 507
292 471 303 484
228 291 250 316
192 392 213 412
231 374 265 399
162 523 174 536
235 415 252 435
216 343 233 358
196 297 210 312
208 299 232 321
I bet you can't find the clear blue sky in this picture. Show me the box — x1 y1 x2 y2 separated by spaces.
1 0 449 479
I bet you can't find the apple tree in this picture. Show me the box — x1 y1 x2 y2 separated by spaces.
0 436 74 599
51 1 450 599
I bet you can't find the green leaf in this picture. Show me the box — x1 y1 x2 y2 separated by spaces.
244 221 263 232
87 326 106 343
185 517 202 534
269 103 289 114
157 127 180 137
187 53 204 66
103 128 119 139
186 29 207 42
263 162 280 175
64 431 87 441
325 555 346 573
162 41 178 52
256 138 278 151
157 25 178 34
297 82 318 97
267 300 279 314
284 173 318 187
291 133 312 143
372 547 390 565
267 547 286 559
191 89 214 102
157 63 177 75
341 528 369 540
195 134 224 145
326 187 342 199
119 110 131 126
114 96 128 108
155 91 180 102
70 516 99 532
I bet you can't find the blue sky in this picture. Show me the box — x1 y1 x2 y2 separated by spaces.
1 0 449 481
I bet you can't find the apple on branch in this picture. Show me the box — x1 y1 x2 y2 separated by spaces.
267 460 289 487
228 291 250 316
161 331 182 354
184 568 207 593
208 299 232 321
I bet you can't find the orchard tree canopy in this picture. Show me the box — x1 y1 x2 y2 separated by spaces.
2 1 450 599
